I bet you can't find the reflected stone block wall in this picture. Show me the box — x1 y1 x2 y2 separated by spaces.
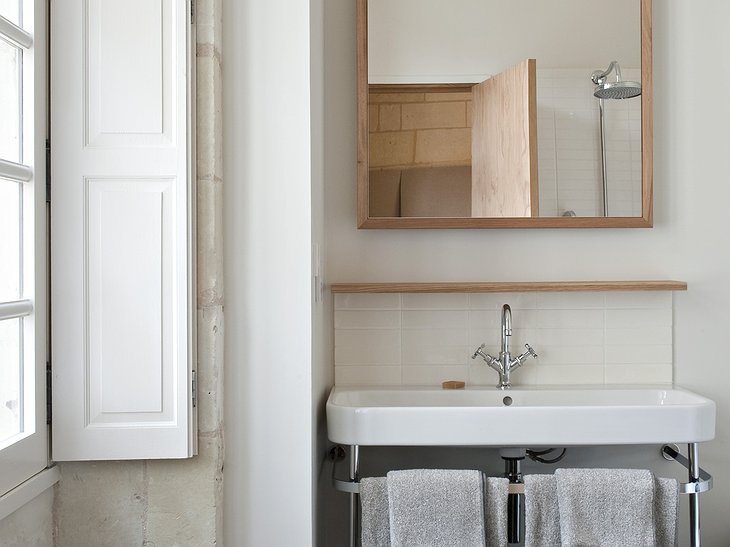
369 91 472 169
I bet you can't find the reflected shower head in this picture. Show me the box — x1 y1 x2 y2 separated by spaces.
591 60 642 100
593 80 642 99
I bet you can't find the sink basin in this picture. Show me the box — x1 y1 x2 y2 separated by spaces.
326 386 715 447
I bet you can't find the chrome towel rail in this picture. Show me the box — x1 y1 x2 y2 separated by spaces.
331 444 714 547
662 443 713 547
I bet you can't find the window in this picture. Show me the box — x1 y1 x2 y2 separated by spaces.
0 0 48 496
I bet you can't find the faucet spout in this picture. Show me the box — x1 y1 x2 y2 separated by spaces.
500 304 513 387
501 304 512 356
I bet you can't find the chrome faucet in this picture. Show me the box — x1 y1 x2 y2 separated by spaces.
472 304 537 389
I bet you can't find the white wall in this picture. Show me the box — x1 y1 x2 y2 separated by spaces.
0 489 52 547
368 0 639 82
222 0 315 545
325 0 730 544
309 0 337 545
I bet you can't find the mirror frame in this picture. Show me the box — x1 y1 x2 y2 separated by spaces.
357 0 653 229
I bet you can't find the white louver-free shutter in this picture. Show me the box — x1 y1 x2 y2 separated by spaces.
51 0 196 460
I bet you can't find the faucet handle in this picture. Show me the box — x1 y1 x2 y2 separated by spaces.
510 343 538 372
524 343 538 359
472 344 502 373
471 343 486 360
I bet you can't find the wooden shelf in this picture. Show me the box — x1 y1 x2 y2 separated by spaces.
330 281 687 294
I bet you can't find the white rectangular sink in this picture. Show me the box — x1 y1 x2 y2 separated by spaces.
326 386 715 447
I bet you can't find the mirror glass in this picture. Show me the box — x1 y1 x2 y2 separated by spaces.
359 0 652 228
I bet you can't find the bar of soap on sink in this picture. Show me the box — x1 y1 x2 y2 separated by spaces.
442 380 465 389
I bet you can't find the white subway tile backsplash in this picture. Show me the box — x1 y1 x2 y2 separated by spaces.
335 293 400 310
536 292 605 309
509 309 539 327
333 291 675 388
469 363 538 387
605 308 672 329
537 309 604 329
402 310 468 329
335 365 402 386
402 293 468 309
605 326 672 346
402 328 468 347
467 328 501 348
468 363 499 386
534 365 605 385
503 330 537 351
335 330 401 366
402 344 469 366
469 328 534 349
534 328 604 346
402 330 470 366
604 364 673 385
335 310 400 329
402 365 469 386
536 345 604 366
605 344 673 364
469 292 538 310
469 310 505 329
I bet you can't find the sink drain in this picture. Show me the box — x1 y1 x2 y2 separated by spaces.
502 396 513 406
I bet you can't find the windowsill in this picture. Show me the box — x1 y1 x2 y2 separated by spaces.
0 466 60 521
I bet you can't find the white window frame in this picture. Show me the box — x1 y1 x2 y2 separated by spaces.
0 0 50 499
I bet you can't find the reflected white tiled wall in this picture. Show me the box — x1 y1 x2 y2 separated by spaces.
334 291 673 387
537 68 642 217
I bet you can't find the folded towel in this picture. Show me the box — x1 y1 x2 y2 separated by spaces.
555 468 656 547
523 474 561 547
654 477 679 547
484 476 509 547
386 469 486 547
361 477 391 547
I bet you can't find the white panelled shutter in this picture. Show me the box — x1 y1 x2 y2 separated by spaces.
51 0 196 460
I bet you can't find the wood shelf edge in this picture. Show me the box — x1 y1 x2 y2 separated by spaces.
330 281 688 293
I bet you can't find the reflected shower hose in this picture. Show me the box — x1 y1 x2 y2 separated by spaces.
591 61 642 217
599 97 608 217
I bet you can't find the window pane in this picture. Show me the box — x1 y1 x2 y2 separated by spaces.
0 0 20 26
0 178 20 301
0 37 20 163
0 319 21 443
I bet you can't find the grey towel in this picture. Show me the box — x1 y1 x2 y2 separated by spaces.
555 468 656 547
386 469 486 547
523 474 561 547
361 477 391 547
654 477 679 547
484 476 509 547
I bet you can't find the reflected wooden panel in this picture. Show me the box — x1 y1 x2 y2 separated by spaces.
472 59 538 217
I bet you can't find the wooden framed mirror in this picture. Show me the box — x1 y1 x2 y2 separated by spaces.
357 0 653 228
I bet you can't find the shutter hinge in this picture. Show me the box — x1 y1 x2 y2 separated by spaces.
45 138 51 203
192 369 197 408
46 361 52 424
190 0 195 24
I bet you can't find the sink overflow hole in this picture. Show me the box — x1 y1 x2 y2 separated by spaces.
502 396 513 406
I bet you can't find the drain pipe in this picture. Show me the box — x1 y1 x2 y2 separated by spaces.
500 448 526 544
